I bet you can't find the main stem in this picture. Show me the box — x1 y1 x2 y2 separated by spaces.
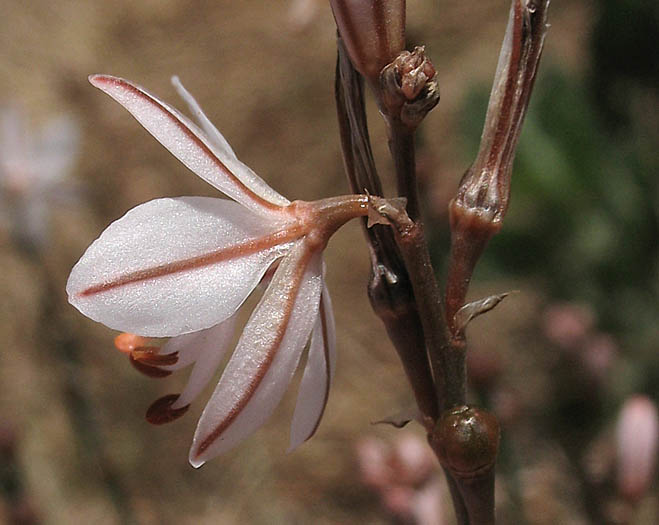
335 36 439 427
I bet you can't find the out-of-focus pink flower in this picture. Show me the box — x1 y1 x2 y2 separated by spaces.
0 106 79 248
580 333 617 381
411 475 446 525
393 433 435 486
541 302 594 350
68 75 370 466
355 433 443 523
287 0 322 31
382 485 414 517
356 437 391 489
615 395 659 501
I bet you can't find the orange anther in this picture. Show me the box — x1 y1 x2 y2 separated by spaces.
114 333 149 355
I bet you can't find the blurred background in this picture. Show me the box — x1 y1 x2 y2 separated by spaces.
1 0 657 523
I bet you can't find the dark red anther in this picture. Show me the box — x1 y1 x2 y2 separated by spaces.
146 394 190 425
131 348 179 367
129 354 172 378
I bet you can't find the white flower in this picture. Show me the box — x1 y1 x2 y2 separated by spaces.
67 75 369 467
0 106 79 248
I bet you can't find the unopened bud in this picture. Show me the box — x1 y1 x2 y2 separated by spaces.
380 47 439 127
615 395 659 501
330 0 406 83
430 405 500 480
444 0 549 330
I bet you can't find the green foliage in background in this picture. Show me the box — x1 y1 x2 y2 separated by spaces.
460 58 658 395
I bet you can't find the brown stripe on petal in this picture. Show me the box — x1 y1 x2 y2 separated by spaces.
146 394 190 425
78 225 304 298
194 247 315 458
93 75 283 214
132 349 179 367
129 354 172 378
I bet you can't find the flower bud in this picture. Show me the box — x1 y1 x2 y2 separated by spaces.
430 405 500 479
330 0 406 83
615 395 659 501
444 0 549 329
380 46 439 127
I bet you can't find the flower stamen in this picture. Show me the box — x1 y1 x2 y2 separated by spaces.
114 332 150 355
129 354 173 378
131 348 179 367
146 394 190 425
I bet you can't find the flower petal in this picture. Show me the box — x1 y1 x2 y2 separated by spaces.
189 242 323 467
160 313 237 371
170 76 292 217
89 75 290 216
67 197 295 337
159 333 204 370
170 76 238 159
169 316 238 409
288 284 336 451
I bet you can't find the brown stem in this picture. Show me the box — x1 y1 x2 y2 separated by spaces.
430 406 501 525
369 197 464 411
444 468 471 525
335 36 438 425
386 120 420 221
